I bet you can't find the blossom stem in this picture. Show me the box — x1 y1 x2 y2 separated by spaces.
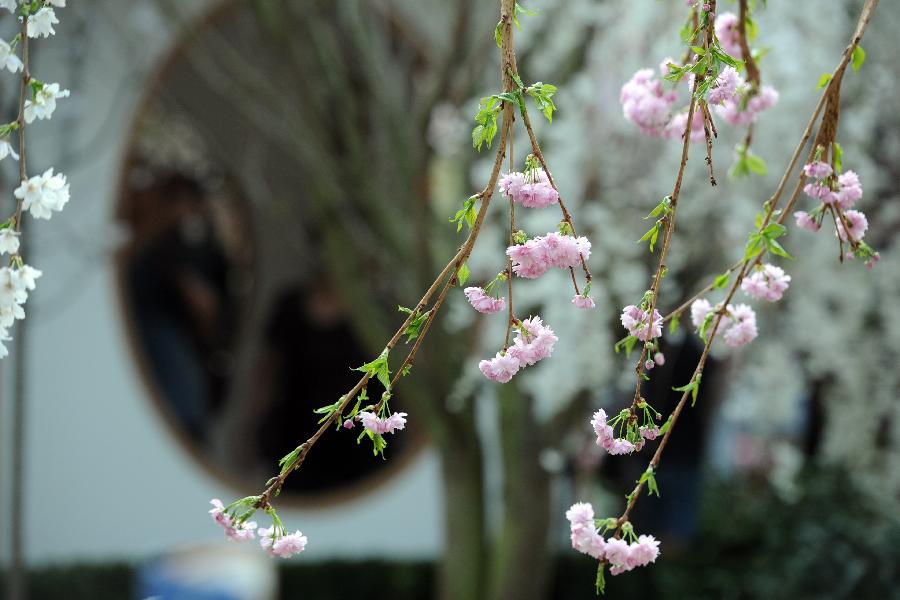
13 17 29 233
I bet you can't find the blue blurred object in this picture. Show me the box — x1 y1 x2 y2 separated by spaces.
137 545 277 600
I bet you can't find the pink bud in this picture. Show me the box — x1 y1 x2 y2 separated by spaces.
343 420 354 429
653 352 665 366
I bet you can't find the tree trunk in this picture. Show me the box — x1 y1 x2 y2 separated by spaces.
488 388 553 600
437 404 487 600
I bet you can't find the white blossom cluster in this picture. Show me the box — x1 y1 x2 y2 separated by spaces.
0 0 71 358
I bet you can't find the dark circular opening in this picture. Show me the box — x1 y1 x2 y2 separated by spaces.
115 1 423 503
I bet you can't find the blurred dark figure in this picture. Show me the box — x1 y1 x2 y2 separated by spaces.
125 173 235 441
251 279 408 494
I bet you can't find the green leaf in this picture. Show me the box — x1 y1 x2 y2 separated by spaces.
669 314 680 334
640 467 660 497
449 196 478 233
690 45 706 56
278 445 303 476
712 271 731 290
673 374 702 406
355 349 392 391
833 142 843 173
746 154 767 175
658 415 673 436
526 82 558 123
495 20 503 48
817 73 833 89
761 223 787 238
766 238 794 259
595 562 606 595
457 262 470 287
851 45 866 71
744 233 766 260
614 335 638 356
398 306 431 343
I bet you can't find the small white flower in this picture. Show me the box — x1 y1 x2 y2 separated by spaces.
28 7 59 38
0 267 28 308
0 229 20 255
24 83 70 124
0 139 19 162
0 39 23 73
14 168 70 220
17 265 41 291
0 303 24 328
49 0 66 7
0 0 16 14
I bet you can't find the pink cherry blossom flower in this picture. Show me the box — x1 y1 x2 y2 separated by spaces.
690 298 713 329
464 287 506 314
508 316 558 367
620 68 678 136
506 232 591 279
479 351 521 383
209 499 257 542
620 305 663 341
803 182 836 204
607 438 637 455
640 426 660 440
565 502 595 528
714 12 742 58
803 161 833 180
794 211 821 232
591 409 615 447
741 264 791 302
723 304 758 347
716 85 779 126
835 169 862 209
836 209 868 242
572 294 595 309
358 411 408 435
708 66 740 104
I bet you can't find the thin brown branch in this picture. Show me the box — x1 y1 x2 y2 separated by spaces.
254 0 520 509
13 24 30 232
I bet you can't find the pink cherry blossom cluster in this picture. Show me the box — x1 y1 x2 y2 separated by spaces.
794 161 878 268
715 82 779 127
209 499 308 558
358 411 407 435
800 162 863 210
479 316 557 383
506 231 592 279
259 527 309 559
741 263 791 302
714 12 742 58
621 9 780 141
620 305 663 342
464 286 506 314
620 68 678 137
566 502 661 576
499 168 559 208
708 66 741 105
690 298 758 347
209 499 258 542
592 408 660 456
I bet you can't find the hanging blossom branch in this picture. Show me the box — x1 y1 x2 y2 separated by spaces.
0 0 71 359
568 0 880 593
210 0 598 558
